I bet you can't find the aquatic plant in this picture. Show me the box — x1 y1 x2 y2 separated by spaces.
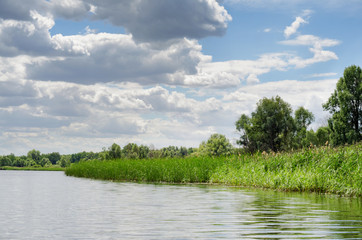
66 142 361 197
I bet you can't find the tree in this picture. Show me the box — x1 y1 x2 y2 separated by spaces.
40 158 52 167
138 145 150 159
323 65 362 145
47 152 61 165
108 143 122 159
294 107 315 147
59 155 71 168
122 143 139 159
27 149 41 165
0 156 12 167
236 96 295 152
200 133 233 156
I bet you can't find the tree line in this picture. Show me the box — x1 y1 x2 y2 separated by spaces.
1 65 360 167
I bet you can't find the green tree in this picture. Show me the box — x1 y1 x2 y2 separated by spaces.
316 126 331 146
323 65 362 145
305 130 318 146
138 145 150 159
200 133 233 156
108 143 122 159
27 149 41 165
236 96 295 152
47 152 61 165
294 107 315 147
40 158 52 167
122 143 139 159
0 156 12 167
59 155 71 168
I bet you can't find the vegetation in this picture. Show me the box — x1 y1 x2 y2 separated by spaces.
0 166 64 171
236 96 301 152
323 65 361 145
2 65 361 197
198 133 233 157
65 142 361 197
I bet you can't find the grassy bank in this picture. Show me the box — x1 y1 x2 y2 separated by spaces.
0 166 64 171
65 143 361 197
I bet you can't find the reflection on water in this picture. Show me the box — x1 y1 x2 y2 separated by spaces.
0 171 361 239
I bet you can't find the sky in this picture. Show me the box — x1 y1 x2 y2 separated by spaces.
1 0 361 155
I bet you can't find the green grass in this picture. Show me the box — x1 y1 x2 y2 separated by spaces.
65 143 361 197
65 157 225 183
0 166 65 171
210 144 361 197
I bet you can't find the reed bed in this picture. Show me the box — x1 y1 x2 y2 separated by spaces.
0 166 64 171
65 143 361 197
65 157 225 183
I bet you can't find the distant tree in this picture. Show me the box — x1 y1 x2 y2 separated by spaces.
138 145 150 159
294 107 315 147
47 152 61 165
236 96 295 152
200 133 233 157
305 130 318 146
0 156 12 167
12 157 26 167
179 146 188 157
122 143 139 159
316 126 331 146
161 146 178 158
59 155 71 168
108 143 122 159
323 65 362 145
40 158 52 167
27 149 41 165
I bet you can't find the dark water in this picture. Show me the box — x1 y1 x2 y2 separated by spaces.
0 171 361 239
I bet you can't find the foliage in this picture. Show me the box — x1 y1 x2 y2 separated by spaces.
65 156 226 183
108 143 122 159
66 142 362 197
44 152 61 165
236 96 296 152
199 133 233 156
323 65 362 145
211 142 361 197
294 107 315 147
0 166 64 171
122 143 140 159
58 155 71 168
27 149 41 165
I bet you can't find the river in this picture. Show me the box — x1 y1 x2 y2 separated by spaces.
0 171 361 239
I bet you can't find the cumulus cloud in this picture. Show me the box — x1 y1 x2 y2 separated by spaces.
86 0 232 42
281 35 340 68
0 1 345 155
27 35 204 84
0 0 47 20
224 78 338 126
0 11 55 56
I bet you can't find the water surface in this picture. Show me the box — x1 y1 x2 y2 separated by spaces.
0 171 361 239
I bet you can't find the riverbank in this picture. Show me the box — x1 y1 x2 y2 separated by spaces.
65 143 361 197
0 166 64 171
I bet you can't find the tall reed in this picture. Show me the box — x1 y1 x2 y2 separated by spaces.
65 143 361 196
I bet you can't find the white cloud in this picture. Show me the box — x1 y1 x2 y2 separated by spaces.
28 34 205 85
307 72 338 78
0 11 54 56
280 34 340 47
284 16 307 38
0 1 345 155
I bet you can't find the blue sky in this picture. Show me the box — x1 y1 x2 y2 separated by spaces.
0 0 361 155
